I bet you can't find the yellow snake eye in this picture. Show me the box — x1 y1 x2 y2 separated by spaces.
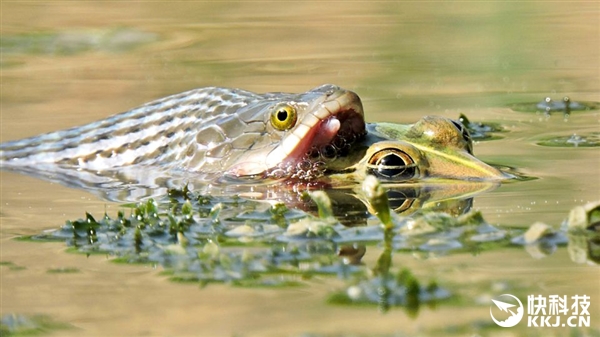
270 104 297 131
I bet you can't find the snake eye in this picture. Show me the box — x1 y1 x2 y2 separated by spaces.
367 149 416 180
270 104 297 131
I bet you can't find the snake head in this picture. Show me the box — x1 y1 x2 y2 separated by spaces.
223 84 366 181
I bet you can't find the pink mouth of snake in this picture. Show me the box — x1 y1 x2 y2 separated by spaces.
267 108 366 180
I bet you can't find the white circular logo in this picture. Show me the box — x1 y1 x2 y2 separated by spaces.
490 294 524 327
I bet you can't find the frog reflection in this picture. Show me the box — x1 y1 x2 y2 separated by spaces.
285 181 495 228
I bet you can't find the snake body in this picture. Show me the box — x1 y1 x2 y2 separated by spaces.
1 84 366 182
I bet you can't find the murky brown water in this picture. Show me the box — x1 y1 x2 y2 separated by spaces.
1 2 599 336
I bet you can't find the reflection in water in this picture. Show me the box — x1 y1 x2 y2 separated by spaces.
510 200 600 265
566 201 600 265
568 232 600 266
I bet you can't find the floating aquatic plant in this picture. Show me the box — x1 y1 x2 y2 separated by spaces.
509 97 600 114
23 178 596 313
535 132 600 148
458 113 505 141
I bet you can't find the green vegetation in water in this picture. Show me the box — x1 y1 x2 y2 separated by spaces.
0 314 73 336
24 180 598 314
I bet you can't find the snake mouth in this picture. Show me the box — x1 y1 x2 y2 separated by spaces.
266 90 366 180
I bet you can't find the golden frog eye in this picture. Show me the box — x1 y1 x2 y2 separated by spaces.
270 104 297 131
367 149 417 180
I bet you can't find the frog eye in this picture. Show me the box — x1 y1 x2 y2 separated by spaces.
270 104 298 131
367 149 417 180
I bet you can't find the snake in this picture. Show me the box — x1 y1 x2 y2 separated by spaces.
1 84 367 182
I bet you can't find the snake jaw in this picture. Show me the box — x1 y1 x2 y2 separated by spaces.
222 86 365 181
267 99 366 181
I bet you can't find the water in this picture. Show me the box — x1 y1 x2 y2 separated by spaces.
1 2 599 336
